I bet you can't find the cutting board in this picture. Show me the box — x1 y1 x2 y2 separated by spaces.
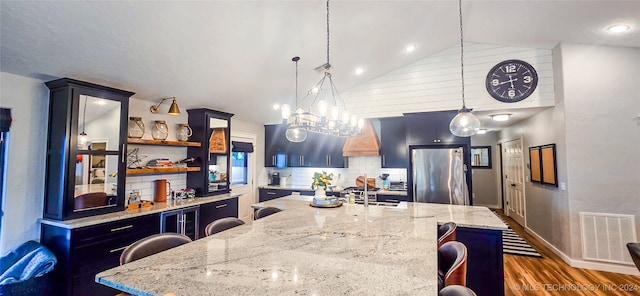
355 176 376 189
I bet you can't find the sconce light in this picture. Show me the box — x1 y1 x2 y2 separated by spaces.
491 114 511 122
150 97 180 115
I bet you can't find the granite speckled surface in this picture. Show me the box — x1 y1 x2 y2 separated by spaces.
96 196 507 295
97 197 440 295
39 193 239 229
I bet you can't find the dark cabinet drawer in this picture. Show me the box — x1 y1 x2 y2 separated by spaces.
42 213 160 296
73 214 159 247
259 188 292 202
199 197 239 239
377 194 411 203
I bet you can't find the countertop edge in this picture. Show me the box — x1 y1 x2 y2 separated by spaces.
40 193 241 229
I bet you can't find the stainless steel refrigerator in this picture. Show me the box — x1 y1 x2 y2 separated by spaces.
411 147 470 205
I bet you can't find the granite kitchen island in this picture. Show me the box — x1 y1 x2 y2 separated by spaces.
96 196 507 296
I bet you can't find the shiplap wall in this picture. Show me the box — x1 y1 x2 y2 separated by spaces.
340 43 555 119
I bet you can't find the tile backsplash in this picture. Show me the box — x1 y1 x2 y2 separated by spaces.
263 156 407 189
125 145 188 203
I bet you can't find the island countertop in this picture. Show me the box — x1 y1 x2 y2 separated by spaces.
96 197 506 295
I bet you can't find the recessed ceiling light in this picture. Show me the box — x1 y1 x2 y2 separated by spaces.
477 129 487 135
272 104 280 110
96 100 106 105
607 24 631 33
405 44 416 53
355 67 364 75
491 114 511 121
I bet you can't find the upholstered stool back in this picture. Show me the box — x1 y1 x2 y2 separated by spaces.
438 241 468 289
254 207 282 220
120 233 192 265
205 217 245 236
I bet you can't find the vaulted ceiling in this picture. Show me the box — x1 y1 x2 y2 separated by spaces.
2 1 639 126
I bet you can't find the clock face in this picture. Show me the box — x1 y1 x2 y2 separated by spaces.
485 59 538 103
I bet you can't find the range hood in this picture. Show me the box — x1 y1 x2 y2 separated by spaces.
342 120 380 157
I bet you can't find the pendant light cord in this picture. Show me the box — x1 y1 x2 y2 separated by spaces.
459 0 466 109
326 0 330 66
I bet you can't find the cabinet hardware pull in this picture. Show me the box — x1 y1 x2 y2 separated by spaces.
121 144 126 163
181 214 186 234
109 246 128 253
387 199 399 202
110 225 133 232
216 204 228 208
382 155 386 166
328 155 331 165
267 192 276 195
272 156 276 166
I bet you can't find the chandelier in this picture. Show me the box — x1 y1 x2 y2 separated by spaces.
279 0 364 142
449 0 481 137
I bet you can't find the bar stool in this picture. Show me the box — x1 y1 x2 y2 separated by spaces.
439 285 478 296
627 243 640 271
438 222 457 248
120 233 192 265
116 233 192 295
204 217 245 236
254 207 282 220
438 241 468 290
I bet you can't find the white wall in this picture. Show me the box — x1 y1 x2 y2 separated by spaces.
0 72 48 254
558 44 640 260
341 43 555 119
497 44 640 274
470 132 500 208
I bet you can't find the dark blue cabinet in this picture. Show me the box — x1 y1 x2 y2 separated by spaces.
404 111 469 145
264 124 287 167
264 125 346 168
379 117 409 169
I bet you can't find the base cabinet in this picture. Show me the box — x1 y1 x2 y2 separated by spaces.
456 226 504 296
41 214 160 296
376 193 411 203
198 197 239 238
258 188 340 202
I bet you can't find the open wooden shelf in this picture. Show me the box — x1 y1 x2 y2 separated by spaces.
127 138 201 147
126 167 200 175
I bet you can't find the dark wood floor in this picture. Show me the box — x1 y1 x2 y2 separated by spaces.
494 209 640 296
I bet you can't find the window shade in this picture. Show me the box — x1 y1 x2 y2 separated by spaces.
232 141 254 153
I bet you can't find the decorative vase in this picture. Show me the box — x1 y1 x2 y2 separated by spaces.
314 188 327 200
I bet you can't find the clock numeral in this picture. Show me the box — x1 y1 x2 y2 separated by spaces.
491 79 500 86
505 65 516 73
523 76 532 83
508 89 516 98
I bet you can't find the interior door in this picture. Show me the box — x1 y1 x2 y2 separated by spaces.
501 138 526 226
230 133 256 222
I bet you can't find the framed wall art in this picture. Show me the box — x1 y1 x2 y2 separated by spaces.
540 144 558 186
529 143 558 187
529 146 541 183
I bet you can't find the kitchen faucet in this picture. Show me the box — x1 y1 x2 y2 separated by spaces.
363 174 368 207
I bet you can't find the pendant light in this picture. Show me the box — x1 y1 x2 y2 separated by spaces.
78 96 91 149
449 0 480 137
284 56 308 143
278 0 363 141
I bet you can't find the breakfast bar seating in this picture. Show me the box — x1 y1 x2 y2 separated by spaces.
96 196 507 295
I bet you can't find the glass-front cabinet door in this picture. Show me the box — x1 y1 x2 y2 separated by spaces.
45 78 134 220
186 108 234 197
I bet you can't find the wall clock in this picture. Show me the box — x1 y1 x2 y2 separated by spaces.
485 59 538 103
